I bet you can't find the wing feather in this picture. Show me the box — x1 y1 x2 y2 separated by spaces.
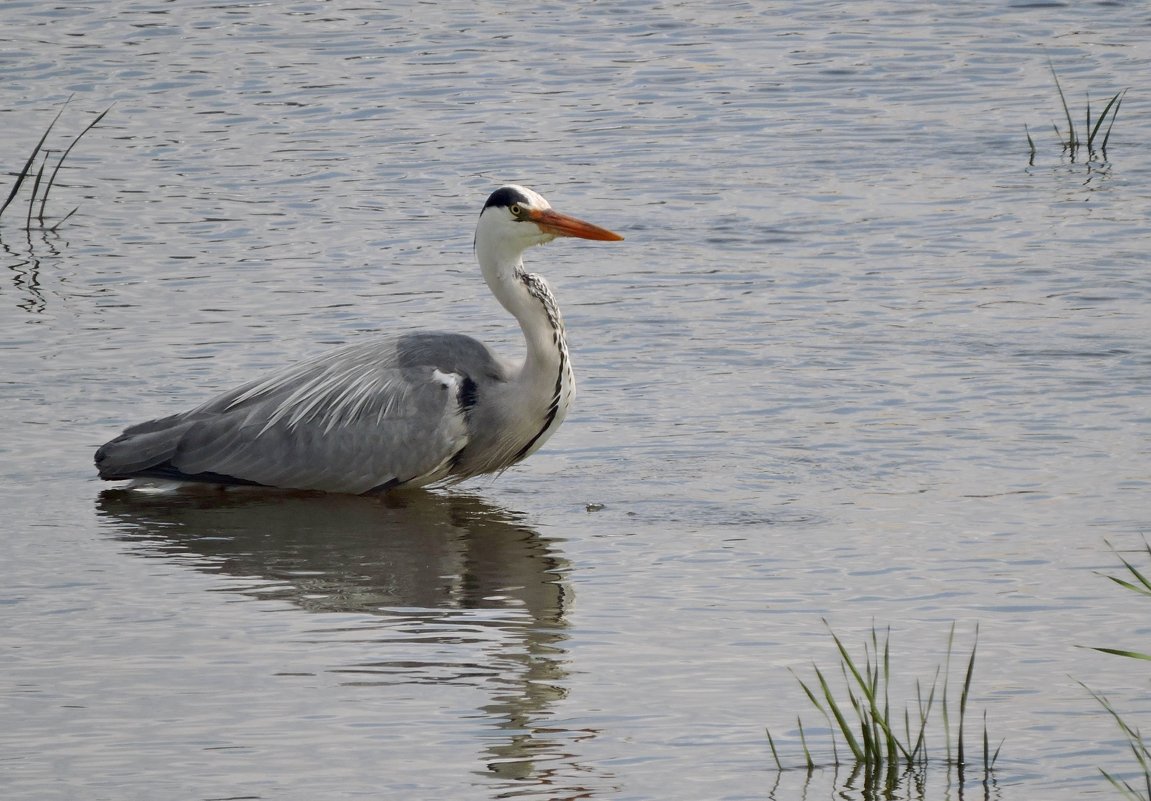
95 333 506 494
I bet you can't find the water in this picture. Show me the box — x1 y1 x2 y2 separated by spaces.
3 1 1151 798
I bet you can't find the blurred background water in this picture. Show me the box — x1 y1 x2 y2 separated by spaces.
2 1 1150 799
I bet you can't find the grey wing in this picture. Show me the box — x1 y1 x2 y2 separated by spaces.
95 333 504 494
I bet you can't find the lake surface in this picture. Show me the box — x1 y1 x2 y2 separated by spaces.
3 1 1150 799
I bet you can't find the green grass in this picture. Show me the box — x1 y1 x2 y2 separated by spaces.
0 98 111 231
1085 539 1151 800
766 621 999 795
1084 683 1151 801
1028 63 1126 164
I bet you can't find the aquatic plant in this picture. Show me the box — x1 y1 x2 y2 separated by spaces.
1084 683 1151 801
1027 63 1125 164
1085 540 1151 800
0 98 111 231
766 621 998 796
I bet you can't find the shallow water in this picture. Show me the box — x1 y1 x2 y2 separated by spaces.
3 1 1151 799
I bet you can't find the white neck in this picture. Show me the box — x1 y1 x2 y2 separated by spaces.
464 201 578 471
475 227 566 382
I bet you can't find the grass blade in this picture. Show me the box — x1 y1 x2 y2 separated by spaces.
791 668 840 763
792 670 827 716
813 665 864 761
1049 61 1077 151
827 623 874 705
27 152 48 229
879 628 899 764
826 623 914 763
48 207 80 233
911 669 939 763
1100 768 1145 801
1089 646 1151 662
1105 539 1151 594
38 104 112 221
766 727 783 771
1085 91 1093 151
1082 681 1151 799
1100 92 1124 153
957 623 979 767
941 622 956 764
1089 90 1124 153
0 98 71 220
797 717 815 771
1106 574 1151 597
983 714 990 774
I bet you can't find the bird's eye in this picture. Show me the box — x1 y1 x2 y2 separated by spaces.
509 204 522 218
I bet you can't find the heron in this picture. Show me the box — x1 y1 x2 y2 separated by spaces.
95 185 624 494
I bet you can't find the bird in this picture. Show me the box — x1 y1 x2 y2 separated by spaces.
95 185 624 495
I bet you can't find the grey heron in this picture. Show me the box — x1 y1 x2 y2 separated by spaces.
95 185 624 494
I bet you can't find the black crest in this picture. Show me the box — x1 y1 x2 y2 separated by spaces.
483 186 531 211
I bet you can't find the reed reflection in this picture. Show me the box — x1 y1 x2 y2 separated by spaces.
2 238 50 315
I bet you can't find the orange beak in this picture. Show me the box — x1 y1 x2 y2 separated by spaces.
530 208 624 241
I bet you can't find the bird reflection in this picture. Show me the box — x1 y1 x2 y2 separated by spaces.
96 488 607 799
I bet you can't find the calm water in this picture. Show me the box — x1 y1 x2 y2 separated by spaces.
3 1 1151 799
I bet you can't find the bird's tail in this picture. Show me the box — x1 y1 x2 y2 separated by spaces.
94 416 194 480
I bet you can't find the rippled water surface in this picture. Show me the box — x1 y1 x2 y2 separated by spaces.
3 2 1151 799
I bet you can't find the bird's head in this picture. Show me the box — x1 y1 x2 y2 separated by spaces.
475 185 623 258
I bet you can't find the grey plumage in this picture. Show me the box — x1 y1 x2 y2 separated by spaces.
96 334 496 493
